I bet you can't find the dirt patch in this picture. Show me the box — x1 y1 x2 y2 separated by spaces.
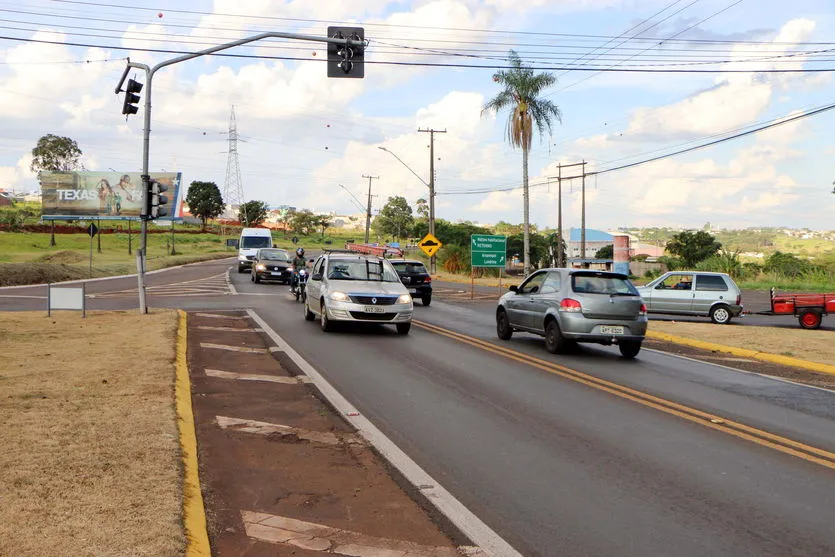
648 321 835 369
0 310 185 556
0 262 89 286
187 311 464 555
35 249 87 264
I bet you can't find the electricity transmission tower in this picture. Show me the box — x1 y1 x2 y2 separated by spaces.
222 106 246 222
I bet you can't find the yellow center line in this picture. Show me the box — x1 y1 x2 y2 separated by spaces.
413 320 835 471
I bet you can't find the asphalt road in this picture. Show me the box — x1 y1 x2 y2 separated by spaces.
3 259 835 556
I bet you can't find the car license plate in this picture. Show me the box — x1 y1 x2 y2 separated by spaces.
270 272 281 275
365 306 386 313
600 325 624 335
410 289 418 294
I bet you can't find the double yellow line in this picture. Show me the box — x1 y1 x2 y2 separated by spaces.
414 320 835 471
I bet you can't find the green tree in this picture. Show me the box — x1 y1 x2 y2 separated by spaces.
482 50 562 276
238 200 269 227
30 134 84 174
290 209 318 235
764 251 809 277
415 198 429 220
314 214 332 237
375 196 414 240
185 181 224 231
665 231 722 267
594 244 614 259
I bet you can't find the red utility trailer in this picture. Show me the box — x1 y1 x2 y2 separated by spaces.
758 287 835 329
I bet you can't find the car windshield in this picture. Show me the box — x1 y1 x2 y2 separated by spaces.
241 236 272 249
391 262 428 274
327 259 400 282
260 250 289 261
571 273 639 295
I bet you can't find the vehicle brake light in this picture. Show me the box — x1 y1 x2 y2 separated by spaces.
736 294 741 305
639 303 647 316
425 275 432 282
559 298 582 312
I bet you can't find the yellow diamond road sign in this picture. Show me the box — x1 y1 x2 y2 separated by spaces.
418 233 442 257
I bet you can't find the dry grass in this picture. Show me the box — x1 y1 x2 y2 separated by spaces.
648 321 835 368
0 310 185 556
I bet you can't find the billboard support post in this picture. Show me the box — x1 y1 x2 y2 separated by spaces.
115 31 365 314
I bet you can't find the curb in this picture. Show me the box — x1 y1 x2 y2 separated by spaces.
175 310 212 556
645 330 835 377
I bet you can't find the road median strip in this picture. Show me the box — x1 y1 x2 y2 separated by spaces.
645 330 835 377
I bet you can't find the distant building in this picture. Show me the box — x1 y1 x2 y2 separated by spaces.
567 228 614 259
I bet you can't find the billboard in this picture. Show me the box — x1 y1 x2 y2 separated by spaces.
40 171 182 220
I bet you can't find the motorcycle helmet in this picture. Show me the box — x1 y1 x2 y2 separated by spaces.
296 247 305 257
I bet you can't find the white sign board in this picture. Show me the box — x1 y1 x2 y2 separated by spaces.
48 284 86 317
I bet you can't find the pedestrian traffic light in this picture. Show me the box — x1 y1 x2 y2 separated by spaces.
122 79 143 115
144 178 169 220
327 27 364 78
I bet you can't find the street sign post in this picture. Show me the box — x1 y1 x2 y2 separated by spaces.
470 234 507 299
418 233 442 258
86 222 98 278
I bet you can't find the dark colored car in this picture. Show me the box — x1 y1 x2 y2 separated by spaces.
250 248 293 284
390 259 432 306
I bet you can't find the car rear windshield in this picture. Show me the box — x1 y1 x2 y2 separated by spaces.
241 236 272 249
571 273 639 295
391 262 428 274
327 259 400 282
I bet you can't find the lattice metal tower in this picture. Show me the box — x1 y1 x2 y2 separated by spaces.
222 106 246 221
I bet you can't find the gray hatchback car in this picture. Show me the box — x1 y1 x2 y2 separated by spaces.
636 271 743 324
496 269 648 358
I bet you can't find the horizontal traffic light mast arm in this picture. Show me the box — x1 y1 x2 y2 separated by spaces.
114 31 366 94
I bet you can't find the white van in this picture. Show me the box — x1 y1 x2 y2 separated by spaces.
236 228 274 273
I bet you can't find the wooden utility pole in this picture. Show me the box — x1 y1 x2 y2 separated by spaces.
418 128 446 273
361 174 379 244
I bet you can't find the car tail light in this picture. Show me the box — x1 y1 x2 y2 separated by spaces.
639 303 647 316
425 275 432 282
736 293 741 305
559 298 582 313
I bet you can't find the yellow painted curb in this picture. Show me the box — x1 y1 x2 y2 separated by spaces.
646 330 835 377
176 310 212 556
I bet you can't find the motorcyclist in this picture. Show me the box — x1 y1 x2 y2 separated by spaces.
291 247 306 292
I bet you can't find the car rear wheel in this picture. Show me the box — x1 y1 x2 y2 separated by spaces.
496 309 513 340
320 302 333 332
710 304 732 324
396 322 411 335
421 294 431 306
544 319 567 354
619 340 642 359
799 310 822 330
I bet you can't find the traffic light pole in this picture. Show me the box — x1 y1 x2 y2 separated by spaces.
115 31 365 314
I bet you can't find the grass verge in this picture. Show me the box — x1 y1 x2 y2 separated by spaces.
0 310 185 556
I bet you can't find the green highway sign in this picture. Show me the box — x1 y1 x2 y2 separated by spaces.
471 234 507 268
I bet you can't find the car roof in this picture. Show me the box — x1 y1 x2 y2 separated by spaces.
388 259 425 265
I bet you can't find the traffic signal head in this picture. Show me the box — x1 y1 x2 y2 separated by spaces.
327 27 364 78
122 79 143 115
144 178 170 220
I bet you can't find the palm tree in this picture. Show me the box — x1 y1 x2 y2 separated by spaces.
482 50 562 275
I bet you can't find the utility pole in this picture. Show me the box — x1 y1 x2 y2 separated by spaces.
581 160 586 268
547 161 586 268
361 174 379 244
418 128 446 273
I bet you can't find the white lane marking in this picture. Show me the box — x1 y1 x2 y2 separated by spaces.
0 295 47 299
241 510 480 556
199 343 268 354
247 309 522 557
197 326 262 332
195 312 246 319
215 416 360 445
205 369 304 384
226 267 238 295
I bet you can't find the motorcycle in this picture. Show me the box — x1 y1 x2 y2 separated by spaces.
292 268 308 302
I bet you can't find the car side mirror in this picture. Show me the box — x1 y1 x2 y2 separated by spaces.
311 273 323 281
509 285 518 293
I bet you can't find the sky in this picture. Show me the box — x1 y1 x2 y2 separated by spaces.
1 0 834 232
